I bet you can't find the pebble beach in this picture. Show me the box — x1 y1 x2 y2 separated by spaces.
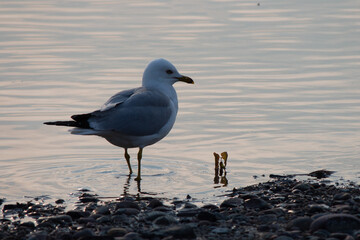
1 174 360 240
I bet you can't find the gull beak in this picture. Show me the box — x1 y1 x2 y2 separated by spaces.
175 75 194 84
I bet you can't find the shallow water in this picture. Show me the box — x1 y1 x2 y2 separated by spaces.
1 0 360 206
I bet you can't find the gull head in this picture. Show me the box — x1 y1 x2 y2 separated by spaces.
142 58 194 88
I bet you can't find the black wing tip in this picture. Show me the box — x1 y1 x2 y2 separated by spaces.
44 113 92 128
43 121 80 127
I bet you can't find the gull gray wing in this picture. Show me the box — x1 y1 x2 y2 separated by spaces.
89 89 173 136
101 87 141 111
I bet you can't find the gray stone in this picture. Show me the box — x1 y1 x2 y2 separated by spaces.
147 199 163 209
197 211 217 222
114 208 140 216
96 215 111 223
220 197 243 208
77 217 96 224
333 193 352 201
163 225 196 239
144 211 166 221
287 216 313 231
116 201 140 210
122 232 143 240
153 215 177 226
177 208 201 217
212 227 230 234
274 236 293 240
37 214 72 226
293 183 312 191
261 208 285 216
310 213 360 233
94 205 110 215
66 210 90 220
258 214 277 224
107 227 127 237
72 228 94 239
308 204 330 214
244 198 271 210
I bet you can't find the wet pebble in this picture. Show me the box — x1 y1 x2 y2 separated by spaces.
2 178 360 240
72 228 94 239
115 201 140 210
153 215 177 226
107 227 127 237
114 208 140 216
220 197 243 208
310 213 360 233
66 210 90 220
163 225 196 239
197 211 217 222
287 216 313 231
147 199 163 209
93 205 110 215
243 197 271 210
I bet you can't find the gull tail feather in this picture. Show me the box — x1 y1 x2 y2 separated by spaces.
43 120 82 127
44 113 92 128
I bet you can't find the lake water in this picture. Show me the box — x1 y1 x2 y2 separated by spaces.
1 0 360 206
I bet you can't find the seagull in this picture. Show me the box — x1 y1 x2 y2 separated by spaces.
44 58 194 181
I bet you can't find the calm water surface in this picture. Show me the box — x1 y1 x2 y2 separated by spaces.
1 0 360 206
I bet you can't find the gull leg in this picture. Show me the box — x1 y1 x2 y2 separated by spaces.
124 148 133 174
134 148 143 181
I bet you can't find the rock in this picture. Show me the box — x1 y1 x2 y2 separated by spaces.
177 208 201 217
79 196 99 203
310 213 360 233
107 227 127 237
111 214 128 224
147 199 163 208
258 214 277 224
220 198 243 208
37 214 72 226
77 217 96 224
153 215 177 226
334 193 352 201
94 206 110 215
20 221 35 229
308 204 330 214
330 232 354 240
66 210 90 220
96 215 111 223
3 202 33 211
230 214 249 224
113 208 140 216
153 206 173 212
116 201 140 210
144 211 166 221
287 216 312 231
55 199 65 204
27 232 48 240
274 236 294 240
261 208 285 216
312 229 330 238
163 225 196 239
212 227 230 234
201 204 219 210
72 228 94 239
122 232 143 240
197 211 217 222
184 202 197 208
293 183 312 191
244 198 271 210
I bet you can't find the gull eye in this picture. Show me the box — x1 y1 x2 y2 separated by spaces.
166 69 173 74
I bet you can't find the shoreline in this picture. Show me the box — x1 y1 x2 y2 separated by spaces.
1 177 360 239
